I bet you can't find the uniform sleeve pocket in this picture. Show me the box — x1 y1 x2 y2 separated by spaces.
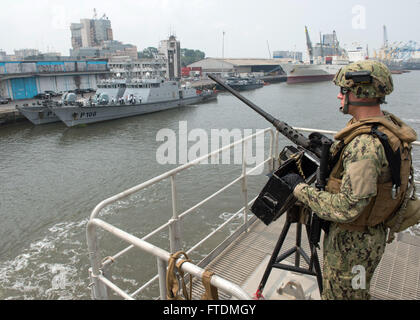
347 159 378 199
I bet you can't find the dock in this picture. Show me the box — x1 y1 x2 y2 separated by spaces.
0 105 26 125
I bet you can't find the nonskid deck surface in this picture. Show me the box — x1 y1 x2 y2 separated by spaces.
191 215 420 300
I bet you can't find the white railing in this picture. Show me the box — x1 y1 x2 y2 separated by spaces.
86 127 420 300
87 127 276 300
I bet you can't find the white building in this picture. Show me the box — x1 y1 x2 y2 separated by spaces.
108 56 167 79
158 35 181 80
71 15 113 49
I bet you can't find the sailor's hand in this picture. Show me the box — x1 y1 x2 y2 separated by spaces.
309 132 333 150
280 173 305 192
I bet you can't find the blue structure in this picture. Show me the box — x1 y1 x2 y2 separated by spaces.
0 60 109 100
11 77 38 100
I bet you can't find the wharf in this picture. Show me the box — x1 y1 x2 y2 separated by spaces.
0 104 26 125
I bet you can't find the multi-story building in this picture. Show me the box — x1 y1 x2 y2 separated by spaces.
70 15 136 61
14 49 41 60
70 23 83 49
273 51 303 61
70 15 113 49
158 35 181 80
108 55 167 79
70 40 138 60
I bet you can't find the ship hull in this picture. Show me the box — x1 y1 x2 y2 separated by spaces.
16 106 60 125
50 94 216 127
287 74 335 84
280 63 343 84
229 83 264 91
216 82 264 91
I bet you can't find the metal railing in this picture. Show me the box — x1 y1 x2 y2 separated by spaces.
86 127 420 300
87 127 276 300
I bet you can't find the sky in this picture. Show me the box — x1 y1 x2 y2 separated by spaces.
0 0 419 59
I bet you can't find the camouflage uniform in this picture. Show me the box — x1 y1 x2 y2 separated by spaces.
289 60 416 300
294 133 388 299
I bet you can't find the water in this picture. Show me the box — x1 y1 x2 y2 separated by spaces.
1 72 419 299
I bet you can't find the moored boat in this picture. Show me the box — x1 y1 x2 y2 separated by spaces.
16 102 60 125
48 77 217 127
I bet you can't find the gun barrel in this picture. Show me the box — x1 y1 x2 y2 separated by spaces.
208 74 317 156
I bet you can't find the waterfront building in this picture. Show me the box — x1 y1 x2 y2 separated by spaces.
272 51 303 62
70 14 113 49
159 36 181 80
108 55 167 79
0 59 110 100
187 58 286 77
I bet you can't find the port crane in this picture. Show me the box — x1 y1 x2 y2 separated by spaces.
305 26 314 64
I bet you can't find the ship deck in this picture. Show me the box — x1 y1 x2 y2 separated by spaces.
86 127 420 300
191 214 420 300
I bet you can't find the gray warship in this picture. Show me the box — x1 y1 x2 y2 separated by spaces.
48 77 217 127
16 102 60 125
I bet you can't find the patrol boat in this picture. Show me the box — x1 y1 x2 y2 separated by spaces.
48 77 217 127
16 101 60 125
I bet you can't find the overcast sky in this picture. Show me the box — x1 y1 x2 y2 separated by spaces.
0 0 419 58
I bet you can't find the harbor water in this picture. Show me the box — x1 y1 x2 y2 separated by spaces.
1 72 419 299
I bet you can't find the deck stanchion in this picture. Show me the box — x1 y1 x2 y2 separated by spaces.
157 257 168 300
169 174 182 252
242 139 249 230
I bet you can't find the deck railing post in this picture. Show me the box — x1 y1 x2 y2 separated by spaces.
86 222 109 300
157 257 168 300
242 139 249 230
169 175 183 252
268 129 274 172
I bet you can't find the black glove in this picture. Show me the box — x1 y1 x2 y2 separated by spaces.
280 173 305 192
309 132 333 151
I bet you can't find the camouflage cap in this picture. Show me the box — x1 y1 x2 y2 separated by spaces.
333 60 394 99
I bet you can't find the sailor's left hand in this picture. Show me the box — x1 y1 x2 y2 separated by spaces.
281 173 305 192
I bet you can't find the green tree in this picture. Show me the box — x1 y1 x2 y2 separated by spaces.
139 47 159 59
181 49 205 67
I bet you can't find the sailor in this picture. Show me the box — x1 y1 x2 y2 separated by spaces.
281 60 417 299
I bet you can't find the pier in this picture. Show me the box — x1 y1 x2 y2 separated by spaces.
0 105 26 125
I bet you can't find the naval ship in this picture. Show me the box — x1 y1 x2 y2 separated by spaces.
280 28 357 84
216 76 264 91
18 77 217 127
16 101 60 125
50 77 216 127
280 63 344 84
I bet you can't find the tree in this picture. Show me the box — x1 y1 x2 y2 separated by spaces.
181 49 205 67
139 47 159 59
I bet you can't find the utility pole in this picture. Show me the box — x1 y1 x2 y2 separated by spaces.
222 31 225 78
266 40 271 59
